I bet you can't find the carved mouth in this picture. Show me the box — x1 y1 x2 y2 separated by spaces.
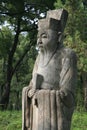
38 44 43 48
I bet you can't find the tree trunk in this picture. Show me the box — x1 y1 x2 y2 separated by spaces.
0 18 21 110
16 91 20 110
0 82 11 110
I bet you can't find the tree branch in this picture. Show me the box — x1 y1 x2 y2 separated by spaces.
7 17 21 80
12 43 31 76
10 18 21 60
0 2 48 17
20 26 37 33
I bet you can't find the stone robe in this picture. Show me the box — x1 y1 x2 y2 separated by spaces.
22 46 77 130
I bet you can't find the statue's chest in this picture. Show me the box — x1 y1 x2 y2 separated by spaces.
37 53 62 86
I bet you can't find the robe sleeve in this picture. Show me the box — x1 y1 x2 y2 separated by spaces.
59 50 77 107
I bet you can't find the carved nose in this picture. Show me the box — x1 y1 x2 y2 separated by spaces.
37 38 42 45
39 41 42 44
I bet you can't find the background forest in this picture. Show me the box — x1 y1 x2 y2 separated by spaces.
0 0 87 129
0 0 87 111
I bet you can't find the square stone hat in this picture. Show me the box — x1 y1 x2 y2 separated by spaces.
47 9 68 32
38 18 61 32
38 9 68 33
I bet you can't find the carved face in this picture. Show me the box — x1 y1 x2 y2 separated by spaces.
37 29 58 51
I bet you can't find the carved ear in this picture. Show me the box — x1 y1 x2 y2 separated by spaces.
58 32 62 43
58 32 61 35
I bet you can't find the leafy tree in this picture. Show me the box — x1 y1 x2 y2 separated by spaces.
55 0 87 109
0 0 56 109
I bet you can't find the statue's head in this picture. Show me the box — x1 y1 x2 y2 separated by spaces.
37 9 68 51
37 18 61 51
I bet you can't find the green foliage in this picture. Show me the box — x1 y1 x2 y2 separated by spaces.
55 0 87 110
0 0 87 110
55 0 87 73
0 111 22 130
77 9 87 42
0 110 87 130
64 33 87 72
0 27 13 58
54 0 64 8
71 111 87 130
0 0 57 108
0 59 5 84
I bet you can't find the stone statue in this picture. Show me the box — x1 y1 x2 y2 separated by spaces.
22 9 77 130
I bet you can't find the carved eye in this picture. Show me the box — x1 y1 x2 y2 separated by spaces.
41 34 47 38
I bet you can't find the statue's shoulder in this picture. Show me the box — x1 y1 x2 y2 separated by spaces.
61 47 77 60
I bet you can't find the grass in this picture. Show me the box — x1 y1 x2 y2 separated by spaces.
0 110 87 130
71 111 87 130
0 111 21 130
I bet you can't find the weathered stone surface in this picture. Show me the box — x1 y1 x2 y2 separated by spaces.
22 9 77 130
